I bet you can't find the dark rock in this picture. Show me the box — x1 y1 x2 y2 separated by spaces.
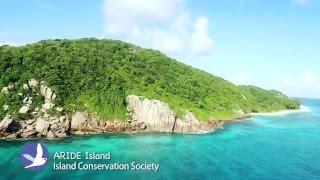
7 121 22 133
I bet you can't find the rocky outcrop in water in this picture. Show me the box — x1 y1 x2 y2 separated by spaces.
0 114 70 139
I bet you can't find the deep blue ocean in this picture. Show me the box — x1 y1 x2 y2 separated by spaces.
1 98 319 180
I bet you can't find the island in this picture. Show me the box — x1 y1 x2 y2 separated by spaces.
0 38 300 140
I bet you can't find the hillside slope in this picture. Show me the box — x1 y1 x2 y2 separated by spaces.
0 38 300 122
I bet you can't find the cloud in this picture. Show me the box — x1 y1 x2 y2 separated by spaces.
302 71 316 83
38 1 53 10
152 29 184 54
283 75 292 86
281 71 319 98
103 0 214 57
233 72 250 85
103 0 182 35
191 17 214 55
104 0 181 22
283 71 317 87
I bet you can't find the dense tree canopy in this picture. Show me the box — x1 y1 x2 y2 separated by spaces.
0 38 300 121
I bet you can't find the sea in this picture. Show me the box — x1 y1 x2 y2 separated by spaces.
0 98 319 180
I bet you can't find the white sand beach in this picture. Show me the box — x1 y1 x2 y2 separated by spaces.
250 106 311 116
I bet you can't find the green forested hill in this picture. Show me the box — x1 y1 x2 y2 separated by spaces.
0 38 300 121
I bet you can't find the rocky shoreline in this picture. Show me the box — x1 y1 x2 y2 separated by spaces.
0 80 232 140
0 98 304 140
0 111 227 141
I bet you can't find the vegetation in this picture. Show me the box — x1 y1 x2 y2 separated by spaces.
0 38 300 121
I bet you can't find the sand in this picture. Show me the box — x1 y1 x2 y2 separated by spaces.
250 106 311 116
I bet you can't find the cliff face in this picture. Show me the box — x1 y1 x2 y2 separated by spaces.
126 95 176 132
126 95 223 134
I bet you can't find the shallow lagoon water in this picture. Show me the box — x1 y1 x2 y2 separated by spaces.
1 99 319 180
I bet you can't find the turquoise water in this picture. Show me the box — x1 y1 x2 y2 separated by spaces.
1 99 320 180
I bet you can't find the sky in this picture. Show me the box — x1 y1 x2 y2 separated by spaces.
0 0 320 98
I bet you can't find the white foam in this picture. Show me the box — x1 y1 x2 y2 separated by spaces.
250 105 311 117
